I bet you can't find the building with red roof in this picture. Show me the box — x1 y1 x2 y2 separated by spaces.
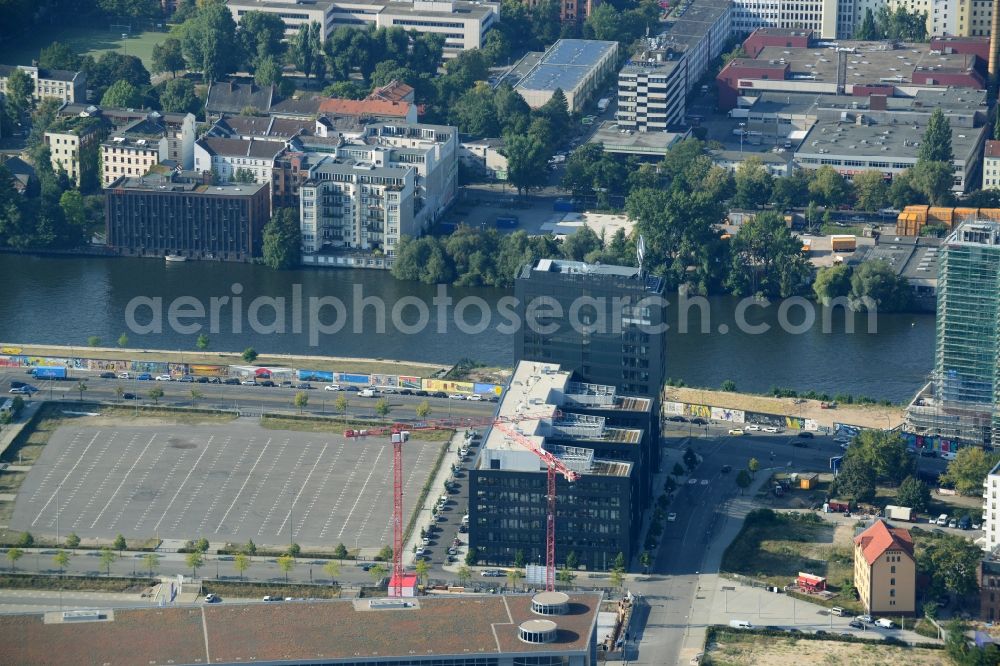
853 520 916 615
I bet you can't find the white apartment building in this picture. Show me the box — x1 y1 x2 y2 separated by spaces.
732 0 838 38
44 115 105 187
985 461 1000 551
0 64 86 104
228 0 335 37
984 140 1000 191
193 137 283 186
100 113 197 186
618 54 687 131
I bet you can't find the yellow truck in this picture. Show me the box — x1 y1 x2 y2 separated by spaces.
830 234 856 252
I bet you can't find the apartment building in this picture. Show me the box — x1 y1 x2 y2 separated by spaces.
984 140 1000 191
194 137 284 187
44 115 106 188
986 463 1000 553
980 547 1000 621
731 0 838 38
853 520 916 615
100 113 197 186
617 53 687 131
0 64 85 104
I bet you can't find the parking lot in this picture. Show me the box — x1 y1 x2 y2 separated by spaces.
10 422 446 549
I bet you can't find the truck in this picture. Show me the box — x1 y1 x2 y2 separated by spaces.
32 366 67 380
884 505 914 522
830 234 857 252
597 98 610 113
826 499 851 513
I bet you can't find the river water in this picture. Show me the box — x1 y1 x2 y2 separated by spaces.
0 255 935 402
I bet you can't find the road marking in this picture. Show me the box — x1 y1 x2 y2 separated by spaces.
214 438 273 533
337 445 385 539
173 435 232 532
151 435 214 534
293 441 344 537
275 440 328 538
230 438 289 534
320 447 369 539
134 437 193 531
30 431 102 527
72 433 140 529
198 437 257 534
27 430 84 504
44 430 118 529
89 434 158 529
108 436 170 531
257 442 313 537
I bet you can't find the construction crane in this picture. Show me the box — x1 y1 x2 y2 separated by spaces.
345 410 579 596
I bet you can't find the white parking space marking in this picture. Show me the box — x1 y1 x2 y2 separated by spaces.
72 433 140 529
171 435 231 532
257 442 313 538
215 438 273 534
27 430 84 504
230 438 289 534
152 435 214 533
321 447 370 540
274 441 328 538
107 435 170 530
134 439 197 531
44 431 117 529
89 434 158 529
199 437 257 534
338 445 385 539
30 431 102 527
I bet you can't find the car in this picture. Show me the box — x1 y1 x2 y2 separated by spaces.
458 525 468 533
241 380 257 386
324 384 342 391
9 387 31 394
218 555 235 561
721 464 732 473
833 436 851 444
974 521 982 530
856 615 874 624
449 393 466 400
415 547 427 556
667 416 687 422
262 596 282 602
874 618 894 629
849 620 864 629
414 390 428 397
343 385 360 392
179 375 194 383
466 394 483 401
728 429 745 436
122 392 138 400
700 479 709 485
359 388 377 398
224 378 240 385
155 374 173 381
432 391 448 399
667 512 677 522
399 389 413 396
381 387 398 394
797 431 814 439
691 418 708 425
296 383 313 390
763 426 780 433
359 563 374 571
745 425 761 431
948 518 958 528
260 380 275 387
208 377 222 384
204 593 221 603
920 449 937 458
137 373 153 381
99 372 116 379
117 372 131 379
687 478 697 485
447 547 458 555
196 376 209 383
279 381 293 388
9 381 26 389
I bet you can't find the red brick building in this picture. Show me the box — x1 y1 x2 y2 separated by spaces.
716 59 790 111
742 28 812 58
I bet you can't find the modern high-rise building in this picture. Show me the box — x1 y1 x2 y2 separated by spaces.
905 221 1000 446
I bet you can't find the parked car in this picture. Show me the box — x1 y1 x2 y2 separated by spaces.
179 375 194 383
324 384 342 391
920 449 937 458
745 425 760 432
136 373 152 380
763 426 780 433
260 380 275 387
9 387 32 394
667 416 687 422
432 391 448 399
241 380 257 386
262 596 282 602
122 392 138 400
667 512 677 522
466 394 483 401
224 378 240 385
279 381 293 388
948 518 958 528
9 381 26 389
935 514 949 526
196 376 209 383
414 390 428 397
296 383 313 390
855 615 874 624
797 431 814 439
99 372 116 379
728 429 745 436
117 372 131 379
449 393 466 400
691 418 708 425
874 618 894 629
204 593 221 603
849 620 864 629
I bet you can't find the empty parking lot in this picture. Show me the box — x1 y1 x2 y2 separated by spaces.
10 422 445 549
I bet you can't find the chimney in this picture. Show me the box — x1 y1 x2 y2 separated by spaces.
990 0 1000 78
870 94 887 111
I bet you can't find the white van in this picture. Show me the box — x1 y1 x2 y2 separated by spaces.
359 389 377 398
936 514 949 526
728 620 753 630
831 607 847 616
461 514 470 525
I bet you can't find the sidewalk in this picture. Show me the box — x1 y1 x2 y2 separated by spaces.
0 399 43 460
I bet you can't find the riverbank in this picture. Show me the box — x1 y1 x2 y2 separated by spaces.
667 386 904 430
0 343 449 379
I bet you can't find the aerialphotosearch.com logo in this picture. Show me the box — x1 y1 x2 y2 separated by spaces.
123 283 878 345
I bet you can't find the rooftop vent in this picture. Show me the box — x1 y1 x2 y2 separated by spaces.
519 619 558 644
532 591 570 616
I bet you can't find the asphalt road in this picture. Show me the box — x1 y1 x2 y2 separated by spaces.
1 370 497 423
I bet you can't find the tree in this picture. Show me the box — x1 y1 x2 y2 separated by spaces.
148 386 164 405
503 133 549 198
253 54 282 87
376 545 393 562
465 546 478 566
735 469 752 494
114 534 127 554
457 565 472 587
727 211 812 298
896 475 931 512
514 549 527 568
151 39 185 79
5 68 33 124
159 78 200 114
942 447 1000 495
178 2 240 83
369 562 388 585
854 8 879 39
813 264 853 305
334 394 349 421
288 543 301 558
100 80 143 109
849 430 915 486
244 539 257 556
17 532 33 548
83 52 150 99
277 554 295 582
639 550 651 574
919 109 953 164
53 549 71 574
195 537 210 553
853 170 890 212
910 159 954 206
75 381 87 402
414 558 431 587
919 533 981 599
850 260 911 312
186 550 204 577
262 208 301 270
233 553 251 580
415 400 432 419
833 451 877 502
808 166 852 208
190 388 204 402
65 532 81 549
748 458 760 478
733 158 773 209
506 568 525 590
194 333 209 350
292 22 319 78
293 391 309 414
40 42 82 71
117 332 129 348
237 10 287 69
673 462 686 477
99 547 116 576
143 553 160 577
333 543 348 560
562 226 603 262
6 547 23 572
374 397 391 421
321 559 340 584
87 336 101 347
242 347 258 363
609 568 626 591
721 380 737 392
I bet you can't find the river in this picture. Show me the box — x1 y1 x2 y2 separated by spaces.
0 255 935 402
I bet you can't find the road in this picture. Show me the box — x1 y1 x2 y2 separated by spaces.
1 370 496 422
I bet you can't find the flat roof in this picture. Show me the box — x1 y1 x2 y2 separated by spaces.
796 117 986 161
589 120 690 156
111 176 267 196
0 593 601 665
749 88 986 117
512 39 617 94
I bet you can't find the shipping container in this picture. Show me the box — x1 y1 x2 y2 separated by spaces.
830 235 856 252
885 504 914 521
32 366 67 379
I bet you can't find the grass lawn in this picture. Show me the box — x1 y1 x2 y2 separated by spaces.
0 25 171 71
705 630 947 666
820 223 866 237
721 509 860 611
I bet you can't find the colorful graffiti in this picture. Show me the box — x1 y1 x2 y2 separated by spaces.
710 407 745 423
685 404 712 419
901 432 962 454
299 369 334 382
663 401 684 415
423 379 474 394
399 375 421 389
744 411 805 429
474 382 503 396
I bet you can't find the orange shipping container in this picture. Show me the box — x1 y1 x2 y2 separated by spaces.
928 207 954 225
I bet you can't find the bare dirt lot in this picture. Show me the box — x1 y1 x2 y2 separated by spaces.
707 632 948 665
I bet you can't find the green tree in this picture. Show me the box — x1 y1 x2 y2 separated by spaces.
853 170 890 212
75 380 87 402
233 552 251 580
99 547 116 576
178 1 240 83
609 568 626 590
65 532 81 549
808 166 853 208
159 78 200 114
369 562 388 585
727 211 813 298
87 336 101 347
465 546 478 566
853 8 879 39
277 554 295 582
833 451 877 502
506 567 525 590
733 157 773 209
735 469 751 494
293 391 309 413
148 386 164 405
414 558 431 587
457 565 473 587
919 109 953 164
97 0 160 18
910 159 954 206
17 532 33 548
415 400 432 419
374 397 391 421
376 545 393 562
244 539 257 556
850 260 911 312
292 21 320 78
941 447 1000 495
39 42 82 71
288 543 301 558
113 534 127 554
195 537 210 553
100 80 143 109
6 547 23 572
151 38 185 79
4 68 34 124
334 394 349 421
242 347 258 363
185 550 204 577
237 10 287 69
566 551 579 570
748 458 760 478
253 54 282 87
813 264 853 305
333 543 348 560
639 550 651 574
262 207 301 270
53 549 71 574
195 333 209 350
613 551 625 571
672 462 685 477
502 133 548 197
562 226 603 262
117 332 129 348
143 552 160 577
850 430 915 485
190 388 204 401
721 380 737 392
323 559 340 584
919 533 981 599
896 475 931 512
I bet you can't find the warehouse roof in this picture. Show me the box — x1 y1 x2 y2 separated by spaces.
512 39 617 94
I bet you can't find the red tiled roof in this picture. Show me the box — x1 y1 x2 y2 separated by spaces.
986 140 1000 159
854 519 914 565
318 97 412 118
368 80 415 104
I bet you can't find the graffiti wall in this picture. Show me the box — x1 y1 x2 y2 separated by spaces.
743 411 805 430
685 404 711 419
299 369 333 382
423 379 474 394
710 407 745 423
901 432 962 454
399 375 421 389
663 401 684 415
474 382 503 396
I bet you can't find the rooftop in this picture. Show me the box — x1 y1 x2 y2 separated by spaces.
319 97 413 118
508 39 617 94
206 80 275 115
855 236 942 285
987 140 1000 158
0 64 79 82
213 115 311 140
796 117 986 161
196 136 285 159
109 172 267 196
0 593 601 665
854 519 914 565
589 120 690 156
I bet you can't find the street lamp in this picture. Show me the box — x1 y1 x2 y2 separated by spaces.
739 123 747 155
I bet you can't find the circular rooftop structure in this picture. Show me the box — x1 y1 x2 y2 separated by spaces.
531 591 570 616
519 619 558 644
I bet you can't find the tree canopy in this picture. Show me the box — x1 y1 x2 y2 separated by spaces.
262 208 302 270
